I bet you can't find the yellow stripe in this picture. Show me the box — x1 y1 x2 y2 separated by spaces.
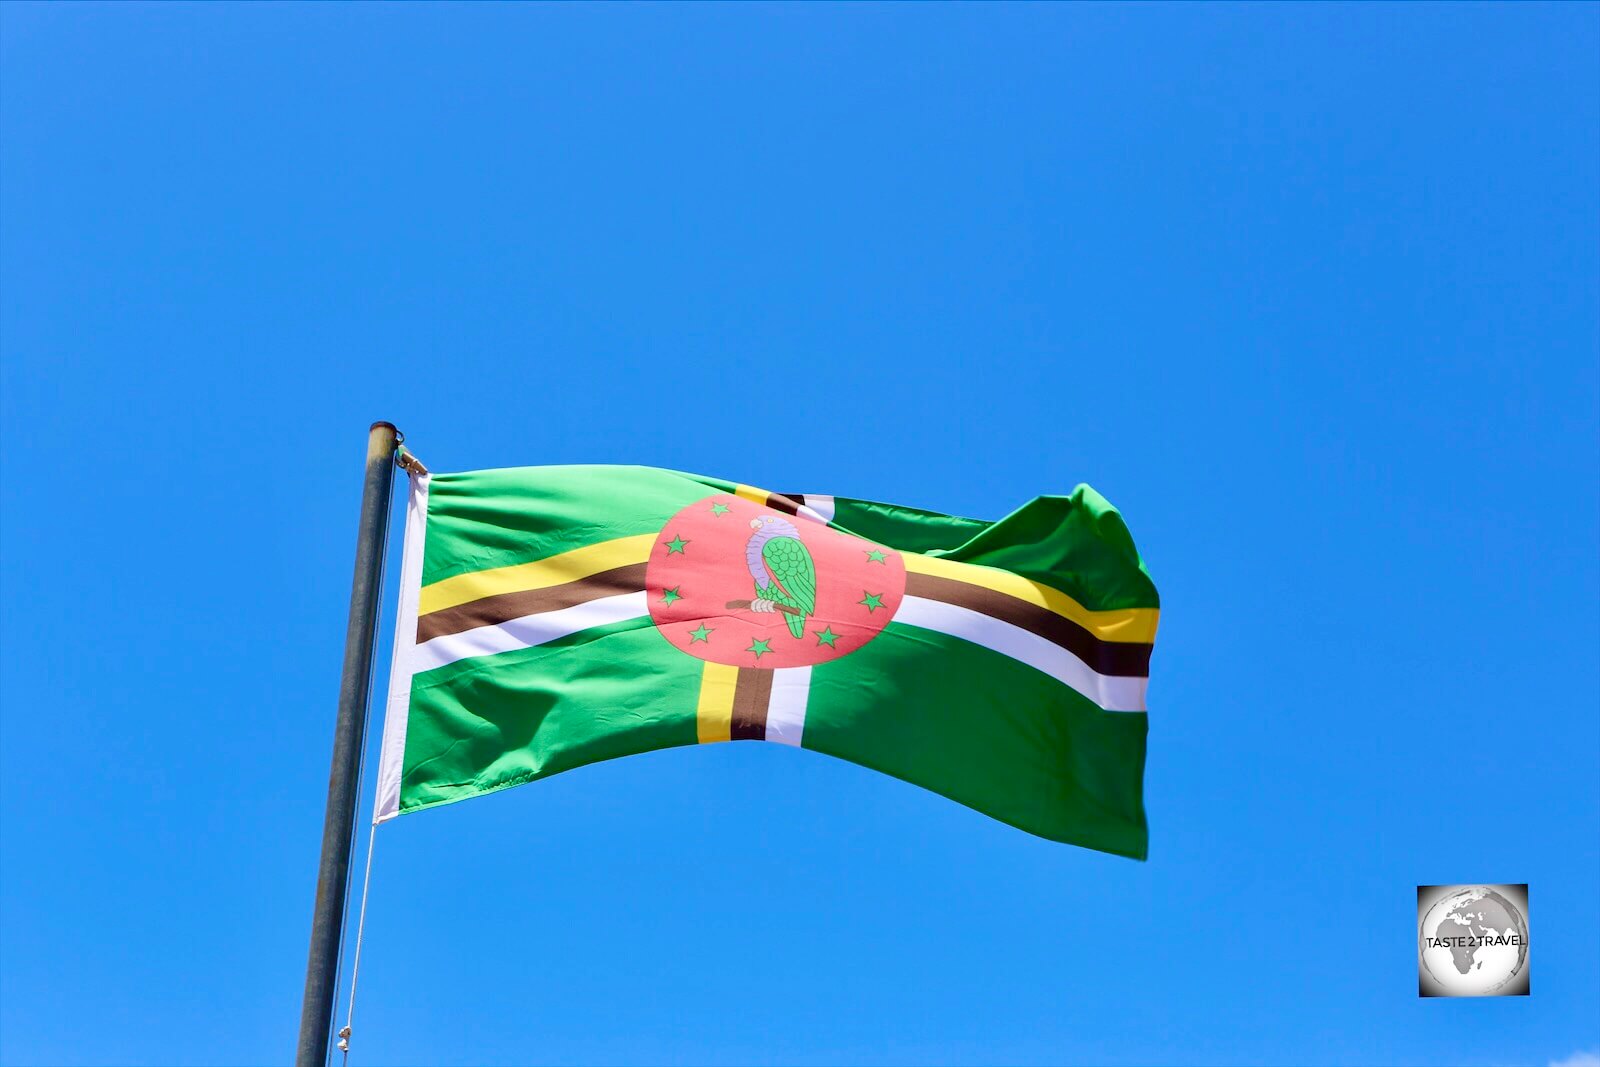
902 553 1160 644
418 534 656 617
695 661 737 743
734 483 769 505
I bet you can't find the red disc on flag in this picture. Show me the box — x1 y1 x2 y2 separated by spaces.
648 494 905 669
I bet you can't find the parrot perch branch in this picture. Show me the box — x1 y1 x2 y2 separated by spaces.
725 599 802 617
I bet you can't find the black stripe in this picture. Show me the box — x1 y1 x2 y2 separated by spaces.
905 572 1152 677
416 564 647 644
765 493 803 516
730 667 774 740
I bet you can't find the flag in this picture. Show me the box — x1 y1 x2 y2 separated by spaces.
374 465 1158 858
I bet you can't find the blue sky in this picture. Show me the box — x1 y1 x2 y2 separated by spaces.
2 5 1596 1065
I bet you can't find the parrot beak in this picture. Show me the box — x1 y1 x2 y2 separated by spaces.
749 518 762 529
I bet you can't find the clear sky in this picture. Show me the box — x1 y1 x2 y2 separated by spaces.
2 5 1596 1066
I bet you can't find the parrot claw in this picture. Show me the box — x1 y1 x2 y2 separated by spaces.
751 598 776 613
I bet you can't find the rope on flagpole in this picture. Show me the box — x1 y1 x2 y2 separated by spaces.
333 433 424 1064
337 820 379 1064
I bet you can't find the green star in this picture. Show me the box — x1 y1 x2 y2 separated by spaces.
710 503 730 516
814 626 839 648
665 535 689 554
865 548 887 563
660 586 682 606
688 623 713 643
746 637 773 660
859 591 885 612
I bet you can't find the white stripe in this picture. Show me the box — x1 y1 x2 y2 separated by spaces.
374 472 430 825
410 591 650 674
796 494 835 525
765 666 812 746
895 596 1148 713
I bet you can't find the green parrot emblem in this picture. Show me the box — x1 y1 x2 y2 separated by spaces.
745 515 817 639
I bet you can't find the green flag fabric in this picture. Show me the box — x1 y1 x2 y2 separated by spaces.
374 465 1159 859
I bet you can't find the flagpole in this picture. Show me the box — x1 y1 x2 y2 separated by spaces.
297 421 400 1067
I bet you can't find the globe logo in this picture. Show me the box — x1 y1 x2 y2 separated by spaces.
1417 884 1530 997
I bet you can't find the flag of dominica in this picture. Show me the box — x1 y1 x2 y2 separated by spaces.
374 465 1158 859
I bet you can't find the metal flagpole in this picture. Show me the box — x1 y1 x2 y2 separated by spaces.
296 422 400 1067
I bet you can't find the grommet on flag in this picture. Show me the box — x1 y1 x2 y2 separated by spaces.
396 447 429 477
